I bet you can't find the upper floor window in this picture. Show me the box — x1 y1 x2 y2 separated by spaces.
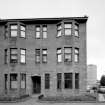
74 24 79 37
64 47 72 62
20 25 26 38
10 25 18 37
35 26 40 39
5 25 8 39
10 48 18 63
64 23 72 36
35 49 40 63
57 24 62 37
57 48 62 63
4 49 8 64
42 25 47 39
20 49 26 64
42 49 47 63
74 48 79 62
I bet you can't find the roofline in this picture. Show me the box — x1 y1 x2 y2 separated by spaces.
0 16 88 21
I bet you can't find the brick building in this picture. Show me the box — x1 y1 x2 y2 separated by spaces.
0 17 88 98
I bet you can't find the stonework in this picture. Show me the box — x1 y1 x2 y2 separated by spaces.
0 17 88 98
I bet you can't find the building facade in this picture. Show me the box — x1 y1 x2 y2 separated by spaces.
0 17 88 98
87 64 97 89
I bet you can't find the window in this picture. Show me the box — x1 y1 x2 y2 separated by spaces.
57 48 62 63
20 73 26 89
35 26 40 39
64 73 72 89
74 48 79 62
57 73 62 90
45 73 50 89
64 47 72 62
20 25 26 38
74 24 79 37
42 49 47 63
4 49 8 64
5 25 8 39
10 25 18 37
57 24 62 37
75 73 79 89
10 48 18 63
20 49 26 63
42 25 47 39
35 49 40 63
64 23 72 36
10 74 18 89
4 74 8 90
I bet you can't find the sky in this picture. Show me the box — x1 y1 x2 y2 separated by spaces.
0 0 105 80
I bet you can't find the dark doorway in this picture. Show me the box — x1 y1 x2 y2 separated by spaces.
32 76 41 94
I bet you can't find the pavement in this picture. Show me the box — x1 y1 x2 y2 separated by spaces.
0 98 105 105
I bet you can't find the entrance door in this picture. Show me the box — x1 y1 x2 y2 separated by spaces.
32 76 41 94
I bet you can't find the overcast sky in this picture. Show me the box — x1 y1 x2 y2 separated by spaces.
0 0 105 80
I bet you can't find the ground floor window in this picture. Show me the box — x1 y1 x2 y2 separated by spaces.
57 73 62 90
45 73 50 89
75 73 79 89
20 73 26 89
10 73 18 89
64 73 73 89
4 74 8 90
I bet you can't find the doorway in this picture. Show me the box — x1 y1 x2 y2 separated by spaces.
32 76 41 94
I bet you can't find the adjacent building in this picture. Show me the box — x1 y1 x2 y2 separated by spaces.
0 17 88 98
87 64 97 89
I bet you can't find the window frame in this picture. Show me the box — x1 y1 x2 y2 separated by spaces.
42 25 47 39
35 25 41 39
4 49 8 64
35 49 40 63
57 73 62 90
64 73 73 89
42 49 47 63
74 23 79 37
20 25 26 38
64 23 72 36
57 48 62 63
75 73 79 89
57 24 62 37
10 48 18 63
20 49 26 64
45 73 50 89
74 48 79 63
20 73 26 89
64 47 72 63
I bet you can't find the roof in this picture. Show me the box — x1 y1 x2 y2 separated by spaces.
0 16 88 24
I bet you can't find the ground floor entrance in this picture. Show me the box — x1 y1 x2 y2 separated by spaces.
31 76 41 94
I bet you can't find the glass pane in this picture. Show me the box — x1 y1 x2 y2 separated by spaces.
42 56 47 62
43 26 47 31
57 48 61 54
75 55 78 62
42 50 47 54
36 56 40 62
36 49 40 55
36 26 40 31
57 30 61 37
75 30 79 36
11 81 18 88
21 26 25 31
21 31 25 37
11 55 17 59
43 32 47 38
36 32 40 38
11 30 17 37
21 81 25 88
21 49 25 54
21 55 25 63
65 29 71 35
11 25 18 29
57 25 62 30
75 48 79 54
64 24 72 28
65 55 71 62
75 24 78 30
58 54 62 62
64 48 71 53
11 49 17 54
